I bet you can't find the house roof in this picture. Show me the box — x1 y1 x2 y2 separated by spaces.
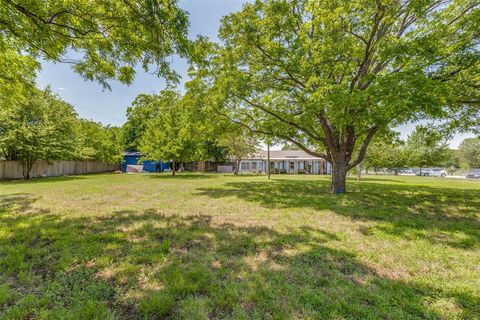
246 150 325 161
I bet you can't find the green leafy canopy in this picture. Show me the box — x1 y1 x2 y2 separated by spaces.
138 90 205 165
0 0 190 88
404 125 450 168
459 137 480 168
0 88 123 178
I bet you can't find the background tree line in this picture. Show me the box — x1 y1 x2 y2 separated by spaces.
120 89 259 176
361 127 479 174
0 87 122 179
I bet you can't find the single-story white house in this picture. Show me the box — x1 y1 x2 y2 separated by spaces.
237 150 332 174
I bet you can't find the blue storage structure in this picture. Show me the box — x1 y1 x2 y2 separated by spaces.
121 152 169 173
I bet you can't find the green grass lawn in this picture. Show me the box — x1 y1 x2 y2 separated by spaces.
0 173 479 319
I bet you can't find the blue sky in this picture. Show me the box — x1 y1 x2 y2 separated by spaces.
37 0 473 148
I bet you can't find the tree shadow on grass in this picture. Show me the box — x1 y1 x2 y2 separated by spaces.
0 175 86 185
353 176 407 183
196 179 480 250
0 198 478 319
0 193 39 212
146 173 217 180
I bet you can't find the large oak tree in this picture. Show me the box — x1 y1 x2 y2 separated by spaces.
193 0 480 193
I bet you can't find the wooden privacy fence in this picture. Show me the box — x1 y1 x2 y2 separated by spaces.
0 160 118 179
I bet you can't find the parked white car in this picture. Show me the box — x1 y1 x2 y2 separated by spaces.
466 169 480 179
423 168 447 177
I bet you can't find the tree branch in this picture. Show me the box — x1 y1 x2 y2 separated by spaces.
350 3 386 91
213 106 331 161
448 1 480 26
234 94 324 143
348 126 378 170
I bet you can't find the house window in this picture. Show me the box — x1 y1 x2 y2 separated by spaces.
241 162 250 170
252 162 257 170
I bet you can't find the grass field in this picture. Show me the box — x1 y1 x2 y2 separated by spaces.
0 173 479 319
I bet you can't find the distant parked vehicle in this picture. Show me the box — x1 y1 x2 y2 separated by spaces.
399 168 414 175
466 169 480 179
422 168 447 177
416 168 429 176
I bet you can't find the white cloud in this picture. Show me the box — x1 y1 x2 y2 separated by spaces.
56 87 67 91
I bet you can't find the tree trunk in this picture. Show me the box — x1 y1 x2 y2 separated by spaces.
356 163 362 181
233 158 240 175
267 141 271 180
22 160 34 180
331 162 348 194
172 160 176 176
